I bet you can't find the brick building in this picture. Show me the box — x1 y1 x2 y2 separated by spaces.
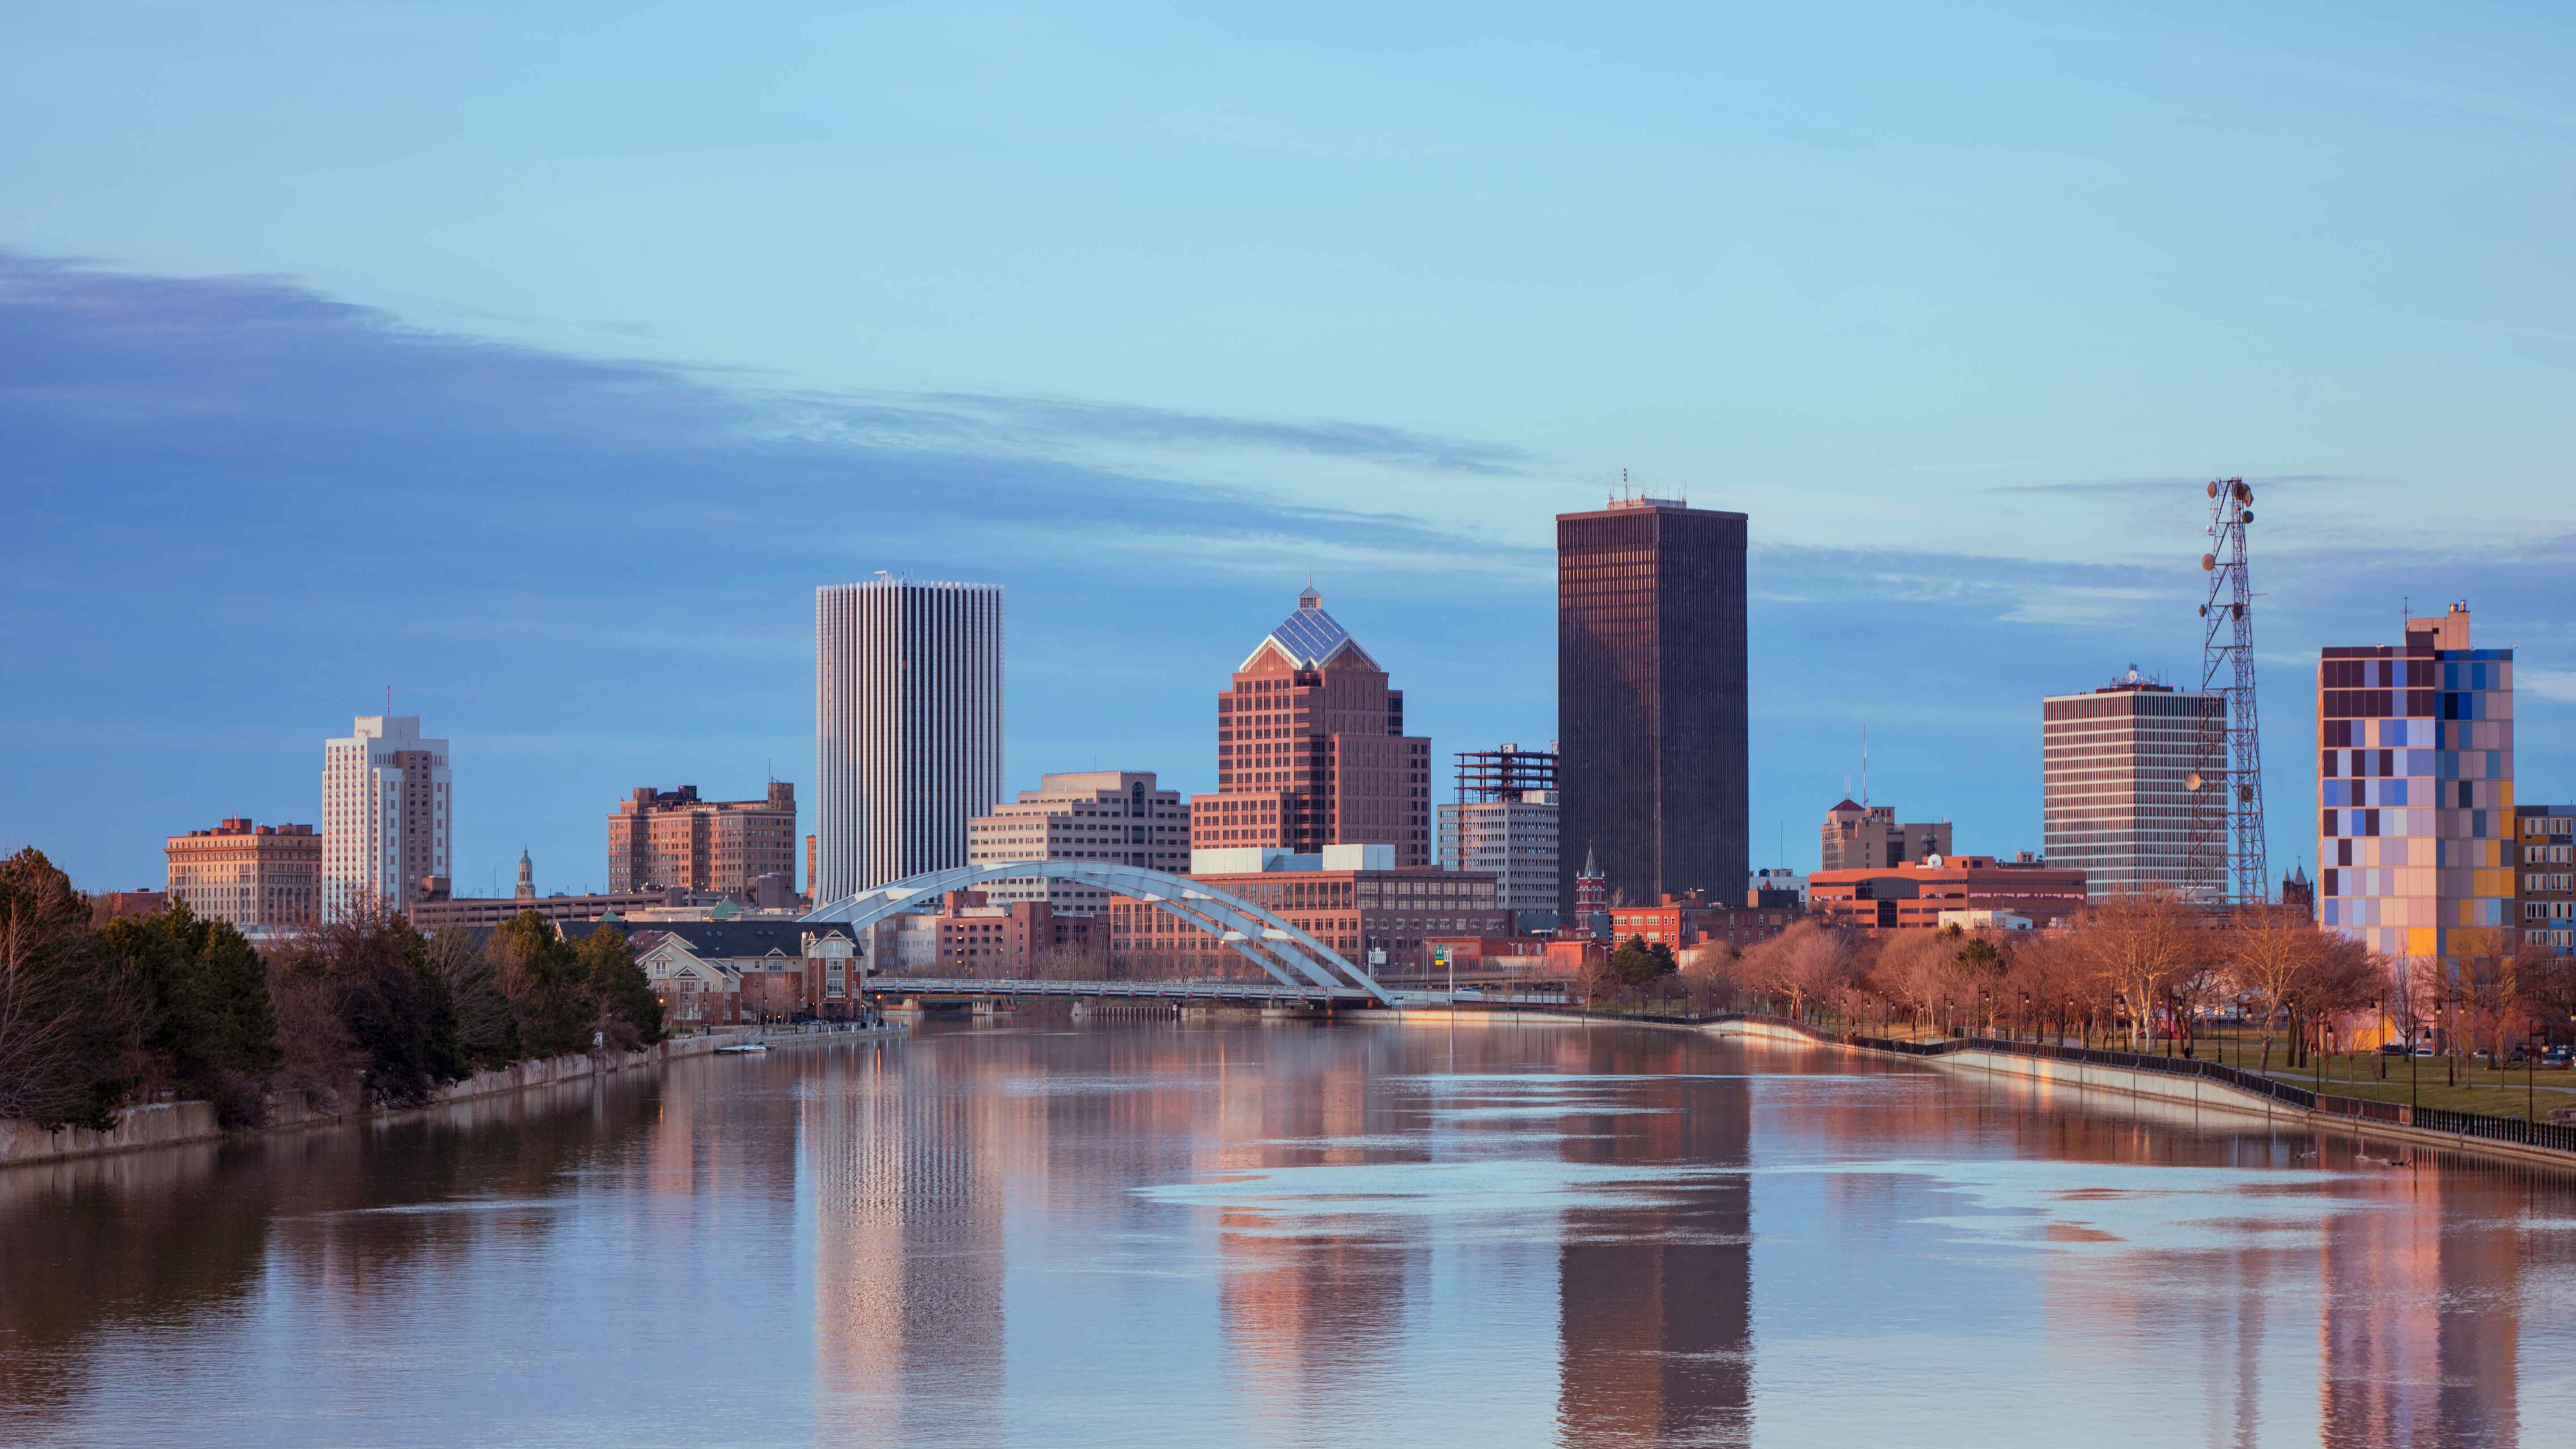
1108 845 1504 980
1819 800 1951 873
165 818 322 932
607 782 798 895
2518 805 2575 955
1190 586 1433 869
1604 891 1802 953
1808 855 2088 934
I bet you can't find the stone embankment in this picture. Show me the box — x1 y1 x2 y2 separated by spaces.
1410 1004 2576 1175
0 1022 898 1167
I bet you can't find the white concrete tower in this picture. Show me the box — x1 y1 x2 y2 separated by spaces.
813 576 1004 904
321 715 452 919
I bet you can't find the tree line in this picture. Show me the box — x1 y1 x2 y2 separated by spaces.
0 847 663 1132
1580 888 2576 1070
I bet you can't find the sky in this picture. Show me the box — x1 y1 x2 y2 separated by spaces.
4 1 2573 895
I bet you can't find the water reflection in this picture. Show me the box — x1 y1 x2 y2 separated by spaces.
4 1020 2574 1448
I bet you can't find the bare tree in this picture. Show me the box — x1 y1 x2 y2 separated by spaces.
2072 888 2200 1051
1866 930 1959 1038
2224 904 2327 1072
1741 921 1855 1021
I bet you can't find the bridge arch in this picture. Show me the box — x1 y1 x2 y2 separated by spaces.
802 860 1394 1004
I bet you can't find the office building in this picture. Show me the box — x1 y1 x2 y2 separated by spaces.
1557 496 1748 918
1809 855 2089 933
1439 744 1560 932
813 576 1004 903
2318 603 2514 974
322 714 451 918
1109 844 1504 979
165 818 321 933
1188 586 1432 867
2515 805 2574 955
1818 800 1952 873
2041 668 2223 900
966 771 1191 915
608 782 798 894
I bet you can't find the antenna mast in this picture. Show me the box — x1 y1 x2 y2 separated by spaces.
2186 479 2268 907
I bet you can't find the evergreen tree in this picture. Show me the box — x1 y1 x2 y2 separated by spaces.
573 926 664 1050
0 848 134 1130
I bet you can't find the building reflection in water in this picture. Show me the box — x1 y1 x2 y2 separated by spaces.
2318 1159 2523 1449
1552 1031 1751 1448
810 1040 1007 1445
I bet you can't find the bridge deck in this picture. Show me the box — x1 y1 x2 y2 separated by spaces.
859 976 1380 1005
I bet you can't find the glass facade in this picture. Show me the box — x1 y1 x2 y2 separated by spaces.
1556 500 1747 917
2316 612 2513 971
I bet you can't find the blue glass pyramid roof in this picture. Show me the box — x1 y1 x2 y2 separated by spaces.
1243 586 1376 670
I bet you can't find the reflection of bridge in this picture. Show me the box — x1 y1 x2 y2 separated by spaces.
803 860 1397 1006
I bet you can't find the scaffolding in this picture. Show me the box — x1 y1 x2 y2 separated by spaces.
1453 745 1559 803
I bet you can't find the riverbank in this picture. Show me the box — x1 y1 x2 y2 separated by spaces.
1399 1004 2576 1176
0 1021 906 1167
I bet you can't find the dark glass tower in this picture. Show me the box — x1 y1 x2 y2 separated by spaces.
1556 498 1748 917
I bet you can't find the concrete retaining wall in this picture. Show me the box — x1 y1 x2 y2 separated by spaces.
0 1032 732 1168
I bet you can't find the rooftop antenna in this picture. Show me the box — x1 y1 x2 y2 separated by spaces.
385 684 392 713
1861 726 1868 807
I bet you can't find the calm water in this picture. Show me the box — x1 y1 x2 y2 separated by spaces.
5 1019 2575 1449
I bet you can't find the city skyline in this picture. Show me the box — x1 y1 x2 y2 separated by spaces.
8 8 2576 896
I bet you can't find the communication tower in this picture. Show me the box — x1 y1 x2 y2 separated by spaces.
2186 479 2268 907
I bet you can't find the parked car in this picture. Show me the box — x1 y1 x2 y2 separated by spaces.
2545 1045 2574 1070
2413 1046 2438 1058
2379 1042 2410 1056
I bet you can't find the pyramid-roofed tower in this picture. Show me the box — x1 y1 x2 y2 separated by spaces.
1192 585 1430 869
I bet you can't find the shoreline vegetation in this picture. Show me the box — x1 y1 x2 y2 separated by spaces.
1 847 664 1138
1567 887 2576 1123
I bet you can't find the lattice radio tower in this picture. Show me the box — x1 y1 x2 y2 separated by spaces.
2186 479 2268 907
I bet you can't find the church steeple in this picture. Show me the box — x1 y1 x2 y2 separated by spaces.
515 849 534 901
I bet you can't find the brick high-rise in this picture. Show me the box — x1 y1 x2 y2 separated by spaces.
166 818 321 933
607 782 798 894
1189 586 1432 867
1556 496 1748 916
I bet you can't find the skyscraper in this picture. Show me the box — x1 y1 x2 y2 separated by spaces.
1188 586 1431 867
1556 496 1747 916
321 714 451 918
2318 602 2513 974
814 576 1004 904
2041 667 2224 900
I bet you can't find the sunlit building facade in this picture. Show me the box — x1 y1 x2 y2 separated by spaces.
2317 603 2514 974
2041 668 2222 900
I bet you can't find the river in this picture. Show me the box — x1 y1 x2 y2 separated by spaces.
3 1017 2572 1448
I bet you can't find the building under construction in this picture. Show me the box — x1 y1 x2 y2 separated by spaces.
1441 744 1561 932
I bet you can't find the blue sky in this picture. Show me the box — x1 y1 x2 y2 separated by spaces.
4 1 2572 894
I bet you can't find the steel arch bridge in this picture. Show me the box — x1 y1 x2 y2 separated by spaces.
801 860 1396 1005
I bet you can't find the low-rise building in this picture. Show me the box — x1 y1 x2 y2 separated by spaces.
1605 891 1801 953
562 920 864 1021
165 819 322 934
408 888 683 933
1809 854 2088 934
1107 844 1505 981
